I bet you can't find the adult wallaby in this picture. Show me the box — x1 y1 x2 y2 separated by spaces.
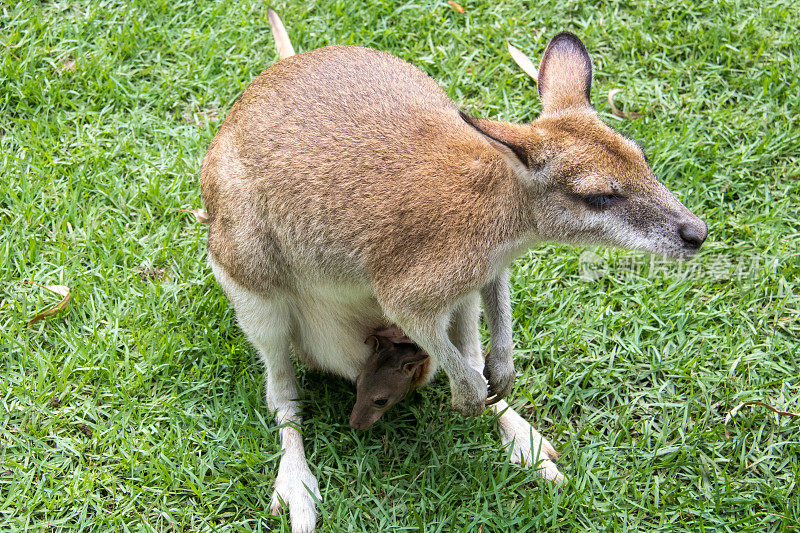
200 15 707 531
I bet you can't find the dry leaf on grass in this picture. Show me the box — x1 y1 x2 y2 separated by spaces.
60 57 76 74
137 266 169 282
203 108 219 123
724 400 800 438
507 41 538 80
28 285 71 326
608 89 645 119
177 207 210 224
182 106 221 128
447 1 465 13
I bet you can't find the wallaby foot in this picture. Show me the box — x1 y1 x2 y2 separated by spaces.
270 436 321 533
450 367 490 416
494 400 564 483
484 354 515 403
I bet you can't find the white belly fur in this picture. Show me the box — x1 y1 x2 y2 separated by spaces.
289 281 388 380
209 255 392 381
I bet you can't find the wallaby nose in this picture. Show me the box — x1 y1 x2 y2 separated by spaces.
679 219 707 249
349 411 372 431
349 414 364 430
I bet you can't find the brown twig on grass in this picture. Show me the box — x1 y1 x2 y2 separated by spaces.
608 89 645 119
27 285 71 326
447 1 465 13
724 400 800 438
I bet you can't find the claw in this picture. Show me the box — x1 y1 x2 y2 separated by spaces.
483 362 514 402
485 383 501 405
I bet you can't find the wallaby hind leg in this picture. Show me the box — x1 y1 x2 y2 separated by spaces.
209 257 320 533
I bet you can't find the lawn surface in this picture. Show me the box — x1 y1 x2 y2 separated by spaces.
2 0 799 531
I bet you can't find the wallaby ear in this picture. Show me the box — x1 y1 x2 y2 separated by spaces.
401 349 429 379
364 334 380 351
365 334 394 353
459 111 531 170
537 32 593 114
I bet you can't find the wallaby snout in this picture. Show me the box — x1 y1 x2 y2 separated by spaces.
349 406 383 431
679 217 708 250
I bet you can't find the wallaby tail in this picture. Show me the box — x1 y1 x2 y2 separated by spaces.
267 9 296 59
194 10 294 228
188 208 210 224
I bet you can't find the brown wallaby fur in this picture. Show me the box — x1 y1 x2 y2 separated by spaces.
200 23 706 532
350 325 430 430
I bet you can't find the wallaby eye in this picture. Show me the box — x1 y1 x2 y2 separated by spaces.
582 194 622 210
374 398 389 407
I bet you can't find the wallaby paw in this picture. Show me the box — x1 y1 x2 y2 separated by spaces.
484 357 515 402
498 407 565 484
270 459 321 533
451 391 487 417
451 369 488 417
507 440 564 484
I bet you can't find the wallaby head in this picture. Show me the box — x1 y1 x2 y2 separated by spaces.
350 326 429 431
463 33 707 259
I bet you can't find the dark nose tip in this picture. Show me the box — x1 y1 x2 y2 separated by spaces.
349 414 368 431
679 220 707 249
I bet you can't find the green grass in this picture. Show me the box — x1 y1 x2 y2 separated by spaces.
2 0 799 531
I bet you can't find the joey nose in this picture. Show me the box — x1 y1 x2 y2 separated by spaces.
678 219 707 249
349 409 378 430
349 415 364 431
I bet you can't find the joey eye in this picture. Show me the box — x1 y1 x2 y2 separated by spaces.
582 194 623 210
374 398 389 407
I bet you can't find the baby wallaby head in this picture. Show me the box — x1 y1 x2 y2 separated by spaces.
349 326 429 430
462 33 707 260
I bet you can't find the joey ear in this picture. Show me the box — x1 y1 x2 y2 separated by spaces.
401 349 430 382
365 334 393 352
364 335 380 351
459 111 531 170
537 32 593 114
